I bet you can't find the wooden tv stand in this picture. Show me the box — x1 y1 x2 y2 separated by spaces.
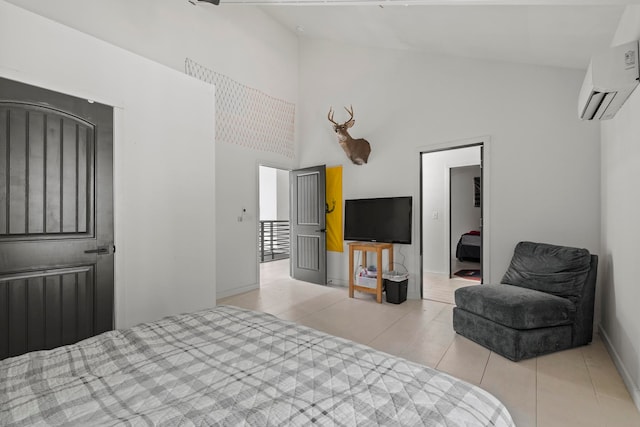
348 242 394 303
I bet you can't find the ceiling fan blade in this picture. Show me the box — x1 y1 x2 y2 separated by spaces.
190 0 220 5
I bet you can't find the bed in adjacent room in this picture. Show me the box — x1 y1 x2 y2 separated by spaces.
1 305 513 426
456 231 482 262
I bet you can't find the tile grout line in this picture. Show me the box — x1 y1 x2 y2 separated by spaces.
582 346 604 407
435 334 457 369
279 293 346 322
364 309 415 349
479 350 491 384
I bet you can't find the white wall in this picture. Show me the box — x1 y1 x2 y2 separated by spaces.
600 5 640 409
277 169 290 221
4 0 301 298
422 146 481 274
298 38 601 298
0 1 216 328
259 166 278 220
259 167 290 221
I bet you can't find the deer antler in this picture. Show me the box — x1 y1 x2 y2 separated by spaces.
344 105 354 120
328 107 338 125
344 105 355 126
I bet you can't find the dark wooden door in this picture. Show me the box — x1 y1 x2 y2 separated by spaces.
0 77 114 359
290 165 326 285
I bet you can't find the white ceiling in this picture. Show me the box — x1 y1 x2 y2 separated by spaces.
248 3 627 69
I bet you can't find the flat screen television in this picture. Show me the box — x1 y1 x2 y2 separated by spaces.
344 196 412 244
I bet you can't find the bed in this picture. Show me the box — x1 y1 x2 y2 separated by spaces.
456 231 482 262
1 305 514 426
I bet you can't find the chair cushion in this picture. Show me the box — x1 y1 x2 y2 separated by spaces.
501 241 591 303
455 284 576 329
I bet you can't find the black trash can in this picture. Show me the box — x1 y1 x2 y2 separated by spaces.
384 278 408 304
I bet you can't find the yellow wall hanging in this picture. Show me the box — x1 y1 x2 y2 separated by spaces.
326 166 343 252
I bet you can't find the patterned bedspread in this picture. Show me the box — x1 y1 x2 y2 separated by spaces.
1 305 514 426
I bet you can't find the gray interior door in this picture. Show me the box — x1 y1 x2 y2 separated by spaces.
290 165 326 285
0 77 114 359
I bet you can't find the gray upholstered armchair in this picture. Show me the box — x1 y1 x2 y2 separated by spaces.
453 241 598 361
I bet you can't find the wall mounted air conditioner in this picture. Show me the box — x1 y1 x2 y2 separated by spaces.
579 40 639 120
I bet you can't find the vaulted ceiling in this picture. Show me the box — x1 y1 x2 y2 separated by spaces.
252 2 626 69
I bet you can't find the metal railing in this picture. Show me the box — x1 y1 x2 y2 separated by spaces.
259 220 290 263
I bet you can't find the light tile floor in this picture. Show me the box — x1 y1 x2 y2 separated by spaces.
219 260 640 427
422 271 479 304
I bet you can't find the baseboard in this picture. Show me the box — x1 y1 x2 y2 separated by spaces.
329 278 422 300
327 278 348 287
407 288 421 300
216 283 259 300
598 324 640 411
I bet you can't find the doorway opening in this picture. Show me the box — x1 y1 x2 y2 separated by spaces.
258 164 328 287
258 165 291 285
421 144 483 304
258 165 290 264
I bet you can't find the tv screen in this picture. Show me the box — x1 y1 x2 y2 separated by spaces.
344 196 412 244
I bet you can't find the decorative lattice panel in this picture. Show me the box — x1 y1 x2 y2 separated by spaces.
185 58 295 158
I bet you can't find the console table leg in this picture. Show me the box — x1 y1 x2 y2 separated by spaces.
376 249 383 303
349 244 354 298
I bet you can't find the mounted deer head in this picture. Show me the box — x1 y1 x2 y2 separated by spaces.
328 105 371 165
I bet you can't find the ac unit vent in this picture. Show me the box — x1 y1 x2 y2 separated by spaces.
579 40 639 120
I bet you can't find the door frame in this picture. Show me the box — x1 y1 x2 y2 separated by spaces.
1 73 125 325
418 136 491 299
